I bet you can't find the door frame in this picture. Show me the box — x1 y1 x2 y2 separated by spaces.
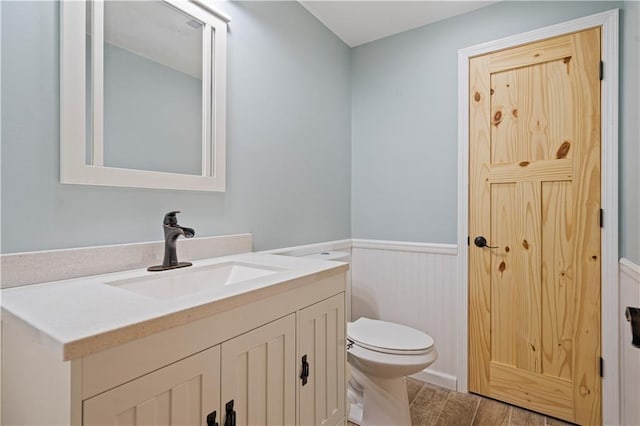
456 9 619 425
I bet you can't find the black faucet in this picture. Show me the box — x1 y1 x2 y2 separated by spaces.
148 211 195 272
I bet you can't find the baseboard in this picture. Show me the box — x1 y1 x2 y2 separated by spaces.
410 368 457 391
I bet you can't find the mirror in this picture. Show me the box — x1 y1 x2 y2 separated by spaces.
89 1 204 175
61 0 229 191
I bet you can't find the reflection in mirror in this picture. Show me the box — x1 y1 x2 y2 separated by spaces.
90 1 204 175
103 2 204 175
61 0 229 191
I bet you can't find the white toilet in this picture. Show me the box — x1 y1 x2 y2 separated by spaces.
347 318 437 426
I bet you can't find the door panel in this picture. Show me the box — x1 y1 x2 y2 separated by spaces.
221 314 296 426
541 180 574 380
83 346 220 426
491 183 517 366
298 294 346 426
489 362 573 420
469 28 601 425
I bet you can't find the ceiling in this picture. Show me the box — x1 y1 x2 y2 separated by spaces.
299 1 497 47
94 1 497 76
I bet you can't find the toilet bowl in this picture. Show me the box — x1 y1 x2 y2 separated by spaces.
347 318 437 426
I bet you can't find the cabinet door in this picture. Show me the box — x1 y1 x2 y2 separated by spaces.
298 294 346 426
221 314 296 426
83 346 220 426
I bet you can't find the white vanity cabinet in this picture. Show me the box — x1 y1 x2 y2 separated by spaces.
1 259 348 426
221 314 297 426
298 294 346 426
217 294 346 426
82 314 299 426
83 346 221 426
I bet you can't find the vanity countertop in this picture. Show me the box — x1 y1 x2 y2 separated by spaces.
1 253 348 361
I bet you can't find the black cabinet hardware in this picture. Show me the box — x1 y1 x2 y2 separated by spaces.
207 410 218 426
300 354 310 386
224 400 236 426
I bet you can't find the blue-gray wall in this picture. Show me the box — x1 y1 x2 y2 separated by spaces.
351 1 640 263
1 1 351 253
2 1 638 263
620 0 639 264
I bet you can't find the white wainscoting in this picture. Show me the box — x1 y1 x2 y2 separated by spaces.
620 257 640 426
351 239 458 390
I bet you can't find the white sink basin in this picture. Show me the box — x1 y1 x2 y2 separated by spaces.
106 262 282 300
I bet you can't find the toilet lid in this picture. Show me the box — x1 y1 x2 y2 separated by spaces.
348 318 434 355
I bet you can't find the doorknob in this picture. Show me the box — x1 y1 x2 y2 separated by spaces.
474 236 498 249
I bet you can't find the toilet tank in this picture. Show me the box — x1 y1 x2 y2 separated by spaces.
303 251 350 262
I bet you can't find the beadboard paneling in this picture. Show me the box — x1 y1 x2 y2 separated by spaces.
351 239 458 390
620 258 640 426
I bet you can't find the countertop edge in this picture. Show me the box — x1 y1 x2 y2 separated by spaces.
61 263 348 361
1 309 66 360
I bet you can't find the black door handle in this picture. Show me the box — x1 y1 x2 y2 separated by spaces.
474 236 499 249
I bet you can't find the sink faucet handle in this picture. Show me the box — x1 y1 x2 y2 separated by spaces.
163 211 181 227
149 211 194 272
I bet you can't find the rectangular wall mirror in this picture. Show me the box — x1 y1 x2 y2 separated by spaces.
61 0 229 191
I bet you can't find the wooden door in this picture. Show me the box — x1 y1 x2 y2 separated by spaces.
468 28 601 425
298 294 346 425
221 314 296 426
83 346 220 425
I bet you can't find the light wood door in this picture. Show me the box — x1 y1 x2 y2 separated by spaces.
221 314 296 426
83 346 221 426
468 28 601 425
298 294 346 426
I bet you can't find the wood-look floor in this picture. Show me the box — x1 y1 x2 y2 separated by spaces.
349 378 575 426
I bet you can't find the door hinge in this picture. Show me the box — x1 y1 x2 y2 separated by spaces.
600 356 604 377
600 208 604 228
599 60 604 81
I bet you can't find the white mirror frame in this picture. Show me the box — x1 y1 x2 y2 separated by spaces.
60 0 229 192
